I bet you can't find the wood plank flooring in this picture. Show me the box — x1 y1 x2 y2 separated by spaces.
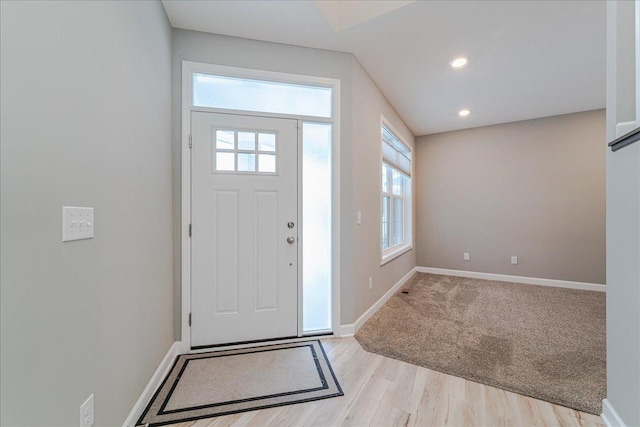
167 337 604 427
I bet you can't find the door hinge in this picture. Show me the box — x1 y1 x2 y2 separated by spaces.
189 134 192 148
188 312 192 327
189 224 192 237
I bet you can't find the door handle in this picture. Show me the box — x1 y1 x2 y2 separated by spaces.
287 236 295 244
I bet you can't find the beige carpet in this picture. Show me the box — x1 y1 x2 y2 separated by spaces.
137 340 342 426
355 273 606 415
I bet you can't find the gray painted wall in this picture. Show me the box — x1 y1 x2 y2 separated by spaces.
171 30 416 332
351 57 416 320
0 1 174 425
605 1 640 425
415 110 606 284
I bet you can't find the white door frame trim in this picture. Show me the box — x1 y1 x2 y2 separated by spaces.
181 61 341 353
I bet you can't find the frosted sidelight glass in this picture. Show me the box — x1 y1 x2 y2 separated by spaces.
302 122 332 332
193 74 332 118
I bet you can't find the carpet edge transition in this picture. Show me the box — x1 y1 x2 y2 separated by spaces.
354 272 606 415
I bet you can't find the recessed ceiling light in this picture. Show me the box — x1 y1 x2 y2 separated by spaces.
450 57 468 69
459 109 470 117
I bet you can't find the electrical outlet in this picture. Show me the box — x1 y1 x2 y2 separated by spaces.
511 256 518 265
368 277 373 290
357 211 362 225
80 394 94 427
463 252 470 261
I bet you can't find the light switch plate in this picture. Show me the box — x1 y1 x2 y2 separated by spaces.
63 207 94 242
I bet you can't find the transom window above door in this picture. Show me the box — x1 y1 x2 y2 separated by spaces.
194 73 332 118
214 129 277 173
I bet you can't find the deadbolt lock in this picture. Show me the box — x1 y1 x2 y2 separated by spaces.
287 221 295 229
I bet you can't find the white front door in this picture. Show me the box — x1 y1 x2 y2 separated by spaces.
191 112 299 347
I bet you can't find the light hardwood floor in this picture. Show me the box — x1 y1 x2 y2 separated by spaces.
168 337 604 427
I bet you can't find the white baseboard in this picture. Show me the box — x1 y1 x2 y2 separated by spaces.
123 341 181 427
337 323 355 337
339 267 417 337
602 398 628 427
415 267 606 292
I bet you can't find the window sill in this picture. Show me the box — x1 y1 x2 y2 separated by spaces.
381 244 413 266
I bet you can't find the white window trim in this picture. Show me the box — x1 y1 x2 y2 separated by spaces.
380 116 413 266
181 61 341 352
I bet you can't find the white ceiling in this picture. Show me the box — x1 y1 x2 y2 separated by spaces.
161 0 606 136
312 0 414 32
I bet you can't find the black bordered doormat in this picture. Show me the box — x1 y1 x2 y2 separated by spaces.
137 340 343 426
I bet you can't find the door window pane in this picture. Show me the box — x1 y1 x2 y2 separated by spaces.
258 154 276 173
216 152 235 171
237 132 255 150
213 128 277 174
258 133 276 152
216 130 234 149
237 153 256 172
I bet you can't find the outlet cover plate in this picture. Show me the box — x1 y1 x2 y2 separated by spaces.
80 394 94 427
511 256 518 265
63 207 94 242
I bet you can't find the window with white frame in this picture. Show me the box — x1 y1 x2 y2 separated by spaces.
381 121 412 262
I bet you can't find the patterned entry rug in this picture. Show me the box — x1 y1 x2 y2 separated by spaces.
137 340 342 426
355 273 606 415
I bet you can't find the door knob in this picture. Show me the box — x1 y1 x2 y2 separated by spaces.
287 236 295 244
